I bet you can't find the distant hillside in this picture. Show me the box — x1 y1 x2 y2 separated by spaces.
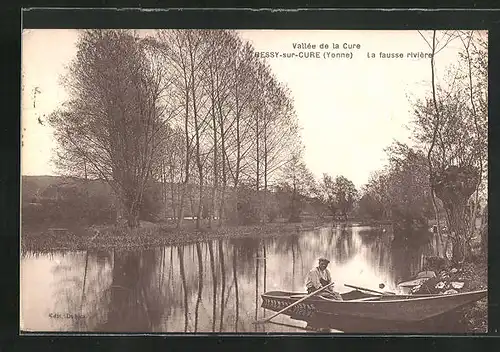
21 175 114 203
22 175 71 201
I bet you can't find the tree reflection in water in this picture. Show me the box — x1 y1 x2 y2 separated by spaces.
158 247 165 294
79 251 89 315
208 241 217 332
178 246 189 332
254 240 259 332
194 243 203 332
389 230 435 283
229 237 261 277
270 233 303 292
218 240 226 332
262 240 267 319
232 246 239 332
98 249 161 332
335 226 355 265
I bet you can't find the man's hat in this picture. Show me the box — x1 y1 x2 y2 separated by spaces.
318 257 330 263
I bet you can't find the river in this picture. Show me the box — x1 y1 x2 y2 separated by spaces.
21 224 457 333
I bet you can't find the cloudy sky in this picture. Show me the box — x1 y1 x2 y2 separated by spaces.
21 29 468 188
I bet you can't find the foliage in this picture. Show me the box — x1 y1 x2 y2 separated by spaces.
22 182 115 226
233 185 262 225
139 183 165 222
275 154 317 222
359 142 434 232
319 174 358 220
386 142 435 229
357 193 384 221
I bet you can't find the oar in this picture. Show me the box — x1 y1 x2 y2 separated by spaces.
253 282 335 325
344 283 395 296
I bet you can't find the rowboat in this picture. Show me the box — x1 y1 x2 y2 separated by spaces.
261 289 487 323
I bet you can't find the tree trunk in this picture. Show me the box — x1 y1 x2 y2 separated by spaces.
218 186 226 227
462 30 484 242
256 110 260 193
177 180 187 229
188 40 203 230
434 166 479 264
447 204 468 264
161 160 167 220
177 88 191 229
427 30 443 241
169 169 177 222
235 94 241 189
217 93 227 227
126 206 140 228
189 190 197 224
208 60 218 229
197 179 203 229
263 121 268 223
119 192 140 229
480 204 488 255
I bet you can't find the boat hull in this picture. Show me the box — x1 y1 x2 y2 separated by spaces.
261 289 487 322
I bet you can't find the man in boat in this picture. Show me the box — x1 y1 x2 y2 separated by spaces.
306 258 343 300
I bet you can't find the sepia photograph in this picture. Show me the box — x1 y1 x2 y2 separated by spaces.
20 28 488 334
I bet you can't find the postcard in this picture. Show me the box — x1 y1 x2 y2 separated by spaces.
20 23 488 334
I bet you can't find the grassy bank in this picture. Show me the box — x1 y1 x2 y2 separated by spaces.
21 219 331 253
461 259 488 333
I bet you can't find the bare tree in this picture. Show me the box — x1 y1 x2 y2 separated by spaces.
203 31 239 227
146 29 303 228
49 30 170 228
417 30 460 238
153 30 198 229
276 153 316 222
414 30 487 263
186 31 211 229
457 30 488 251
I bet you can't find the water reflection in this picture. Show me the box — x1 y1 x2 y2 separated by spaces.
194 243 203 332
21 225 449 333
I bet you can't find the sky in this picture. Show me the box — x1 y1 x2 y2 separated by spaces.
21 29 470 189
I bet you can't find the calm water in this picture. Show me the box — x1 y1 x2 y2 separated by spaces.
21 225 451 333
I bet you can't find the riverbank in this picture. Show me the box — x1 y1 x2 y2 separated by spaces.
415 256 488 333
21 220 335 253
461 259 488 333
409 252 487 333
